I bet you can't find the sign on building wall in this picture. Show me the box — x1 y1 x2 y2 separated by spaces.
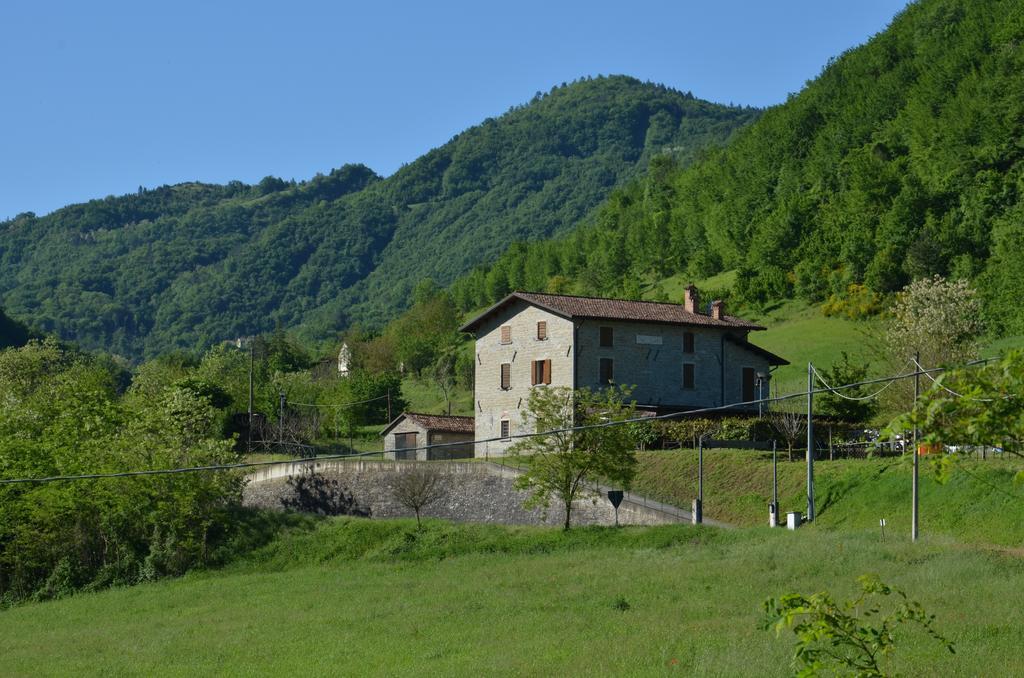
635 334 663 345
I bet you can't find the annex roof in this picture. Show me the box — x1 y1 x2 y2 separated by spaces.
724 335 789 366
459 291 765 333
380 412 475 437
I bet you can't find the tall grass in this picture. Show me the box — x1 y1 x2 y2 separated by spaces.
1 520 1022 676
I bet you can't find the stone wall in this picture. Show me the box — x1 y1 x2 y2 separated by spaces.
473 300 575 457
575 320 771 410
243 460 691 527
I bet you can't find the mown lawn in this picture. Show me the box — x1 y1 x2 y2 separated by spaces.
1 520 1022 676
632 449 1024 546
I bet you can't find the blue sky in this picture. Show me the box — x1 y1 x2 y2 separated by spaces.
1 0 908 219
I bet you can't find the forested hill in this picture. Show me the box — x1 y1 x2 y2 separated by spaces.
450 0 1024 336
0 76 757 359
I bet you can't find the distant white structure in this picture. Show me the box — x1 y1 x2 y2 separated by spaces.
338 343 352 377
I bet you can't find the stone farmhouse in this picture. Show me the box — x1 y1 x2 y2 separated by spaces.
381 412 475 460
459 286 787 456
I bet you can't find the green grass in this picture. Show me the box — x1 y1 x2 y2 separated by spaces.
646 270 739 301
743 299 880 389
632 449 1024 546
401 376 473 417
1 520 1022 676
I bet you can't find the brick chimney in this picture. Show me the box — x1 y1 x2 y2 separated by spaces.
711 300 725 320
684 284 700 314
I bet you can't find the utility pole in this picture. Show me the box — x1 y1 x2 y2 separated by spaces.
693 436 704 525
247 339 254 454
770 439 778 527
912 351 920 542
387 389 392 423
807 362 815 522
279 391 286 449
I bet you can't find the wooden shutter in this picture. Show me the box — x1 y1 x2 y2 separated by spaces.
500 420 510 439
542 359 551 385
683 332 694 353
500 325 511 344
531 360 538 385
537 321 547 340
501 363 511 390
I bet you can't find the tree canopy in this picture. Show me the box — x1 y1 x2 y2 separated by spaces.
0 77 755 360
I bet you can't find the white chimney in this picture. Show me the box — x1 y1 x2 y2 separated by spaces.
684 284 700 314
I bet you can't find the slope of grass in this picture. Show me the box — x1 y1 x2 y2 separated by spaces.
1 520 1022 676
400 376 473 417
633 450 1024 546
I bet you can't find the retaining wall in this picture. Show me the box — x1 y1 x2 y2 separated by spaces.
243 460 694 527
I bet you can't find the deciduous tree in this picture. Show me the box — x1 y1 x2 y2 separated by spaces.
510 385 638 530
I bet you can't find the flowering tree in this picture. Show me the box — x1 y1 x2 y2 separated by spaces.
886 275 983 369
883 275 983 412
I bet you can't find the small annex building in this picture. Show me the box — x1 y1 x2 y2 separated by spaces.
381 412 475 460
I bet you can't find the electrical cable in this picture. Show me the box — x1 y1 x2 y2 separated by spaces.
910 357 1005 402
0 360 999 486
811 361 912 401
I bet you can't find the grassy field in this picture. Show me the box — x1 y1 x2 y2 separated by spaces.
632 449 1024 546
1 519 1022 676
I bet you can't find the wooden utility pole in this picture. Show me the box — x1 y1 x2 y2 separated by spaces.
247 339 254 454
279 391 286 449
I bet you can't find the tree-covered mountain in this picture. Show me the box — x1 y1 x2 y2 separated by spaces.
450 0 1024 336
0 76 757 359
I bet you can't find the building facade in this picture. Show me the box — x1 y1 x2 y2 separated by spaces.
381 412 475 460
460 286 787 456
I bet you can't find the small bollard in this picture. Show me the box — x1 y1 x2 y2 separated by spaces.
769 502 778 528
692 498 703 525
786 511 802 530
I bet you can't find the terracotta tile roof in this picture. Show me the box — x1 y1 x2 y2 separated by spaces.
460 291 765 333
381 412 475 436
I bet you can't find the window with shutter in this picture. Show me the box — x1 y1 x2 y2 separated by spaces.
683 363 695 389
500 420 510 440
536 321 547 340
394 432 417 449
500 363 511 390
683 332 695 353
531 360 542 385
599 326 613 347
599 358 614 384
500 325 511 344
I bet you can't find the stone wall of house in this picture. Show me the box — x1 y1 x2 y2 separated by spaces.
472 299 575 457
426 431 474 460
242 460 687 527
382 417 426 460
575 320 726 408
723 340 772 411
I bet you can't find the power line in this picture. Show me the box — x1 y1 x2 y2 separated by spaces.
811 361 910 401
0 360 998 486
0 449 387 486
910 357 1009 402
288 394 389 410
